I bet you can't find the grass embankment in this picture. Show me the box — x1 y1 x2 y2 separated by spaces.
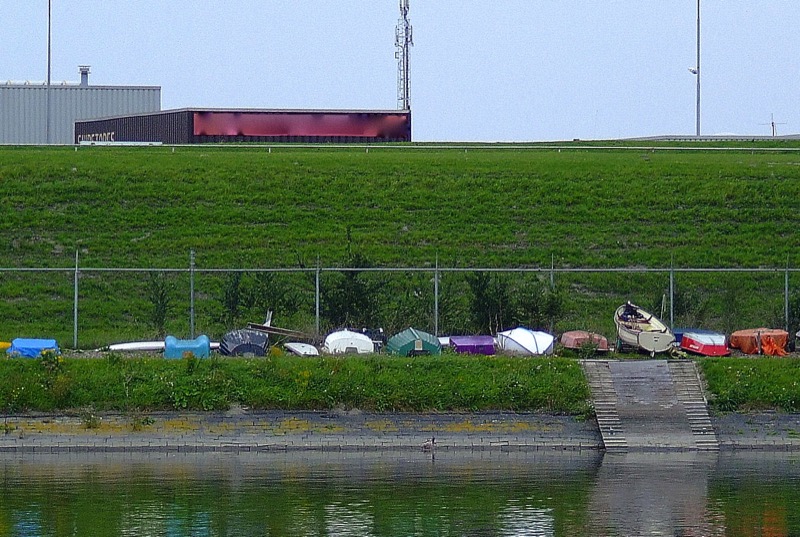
0 354 591 415
4 144 800 346
2 353 799 415
699 357 800 412
5 144 800 268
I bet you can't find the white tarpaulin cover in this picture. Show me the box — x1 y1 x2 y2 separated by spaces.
496 328 555 355
323 330 374 354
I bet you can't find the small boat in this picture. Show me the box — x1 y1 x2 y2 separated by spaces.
386 328 441 356
101 340 221 353
164 335 211 359
284 342 320 357
496 327 554 355
103 341 166 352
730 328 788 356
614 302 675 354
449 335 496 355
678 329 730 357
7 338 60 358
219 329 268 356
323 330 374 354
560 330 609 352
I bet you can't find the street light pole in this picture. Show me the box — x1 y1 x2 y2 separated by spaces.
46 0 52 145
695 0 701 137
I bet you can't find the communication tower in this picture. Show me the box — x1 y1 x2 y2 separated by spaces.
395 0 413 110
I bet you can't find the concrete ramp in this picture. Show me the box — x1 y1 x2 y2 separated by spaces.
582 360 718 452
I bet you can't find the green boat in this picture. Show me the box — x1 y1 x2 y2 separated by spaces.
386 328 441 356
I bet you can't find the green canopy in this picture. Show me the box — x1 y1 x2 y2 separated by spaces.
386 328 441 356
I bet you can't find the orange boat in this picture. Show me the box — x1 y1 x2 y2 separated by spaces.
729 328 789 356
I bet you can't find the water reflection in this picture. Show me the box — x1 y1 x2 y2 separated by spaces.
497 502 554 536
587 452 721 536
1 451 799 536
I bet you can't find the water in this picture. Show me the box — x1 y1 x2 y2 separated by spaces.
1 450 799 536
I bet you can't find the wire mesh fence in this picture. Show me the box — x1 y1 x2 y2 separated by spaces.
0 252 797 349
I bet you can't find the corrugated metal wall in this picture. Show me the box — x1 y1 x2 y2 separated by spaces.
0 85 160 144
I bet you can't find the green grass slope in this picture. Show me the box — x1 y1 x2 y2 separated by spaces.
2 143 800 345
3 144 800 268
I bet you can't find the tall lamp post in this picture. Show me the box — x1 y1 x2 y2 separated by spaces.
46 0 52 145
693 0 701 136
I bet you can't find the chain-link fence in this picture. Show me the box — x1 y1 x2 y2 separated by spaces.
1 251 797 349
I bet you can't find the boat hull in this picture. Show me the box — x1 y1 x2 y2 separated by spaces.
449 335 496 355
635 331 676 354
614 302 675 354
103 341 221 352
730 328 788 356
285 342 320 356
560 330 609 352
680 330 730 357
323 330 374 354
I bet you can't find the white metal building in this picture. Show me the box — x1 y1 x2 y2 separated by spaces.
0 66 160 145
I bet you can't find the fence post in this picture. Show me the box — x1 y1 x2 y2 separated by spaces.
73 249 79 349
549 254 555 334
434 256 439 336
669 258 675 330
786 256 790 333
189 249 195 338
315 257 321 337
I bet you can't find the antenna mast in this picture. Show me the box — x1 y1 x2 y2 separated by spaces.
395 0 413 110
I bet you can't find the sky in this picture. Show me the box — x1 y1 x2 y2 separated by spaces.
2 1 799 142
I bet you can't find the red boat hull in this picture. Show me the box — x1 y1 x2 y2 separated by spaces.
680 332 730 357
560 330 609 352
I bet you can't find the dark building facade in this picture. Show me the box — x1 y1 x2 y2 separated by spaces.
75 108 411 144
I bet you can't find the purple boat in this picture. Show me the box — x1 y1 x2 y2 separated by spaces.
449 335 496 355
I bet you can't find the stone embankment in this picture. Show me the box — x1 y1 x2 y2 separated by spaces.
0 409 799 453
0 410 600 453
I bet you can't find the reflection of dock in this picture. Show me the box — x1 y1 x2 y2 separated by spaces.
587 452 722 536
582 360 718 452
